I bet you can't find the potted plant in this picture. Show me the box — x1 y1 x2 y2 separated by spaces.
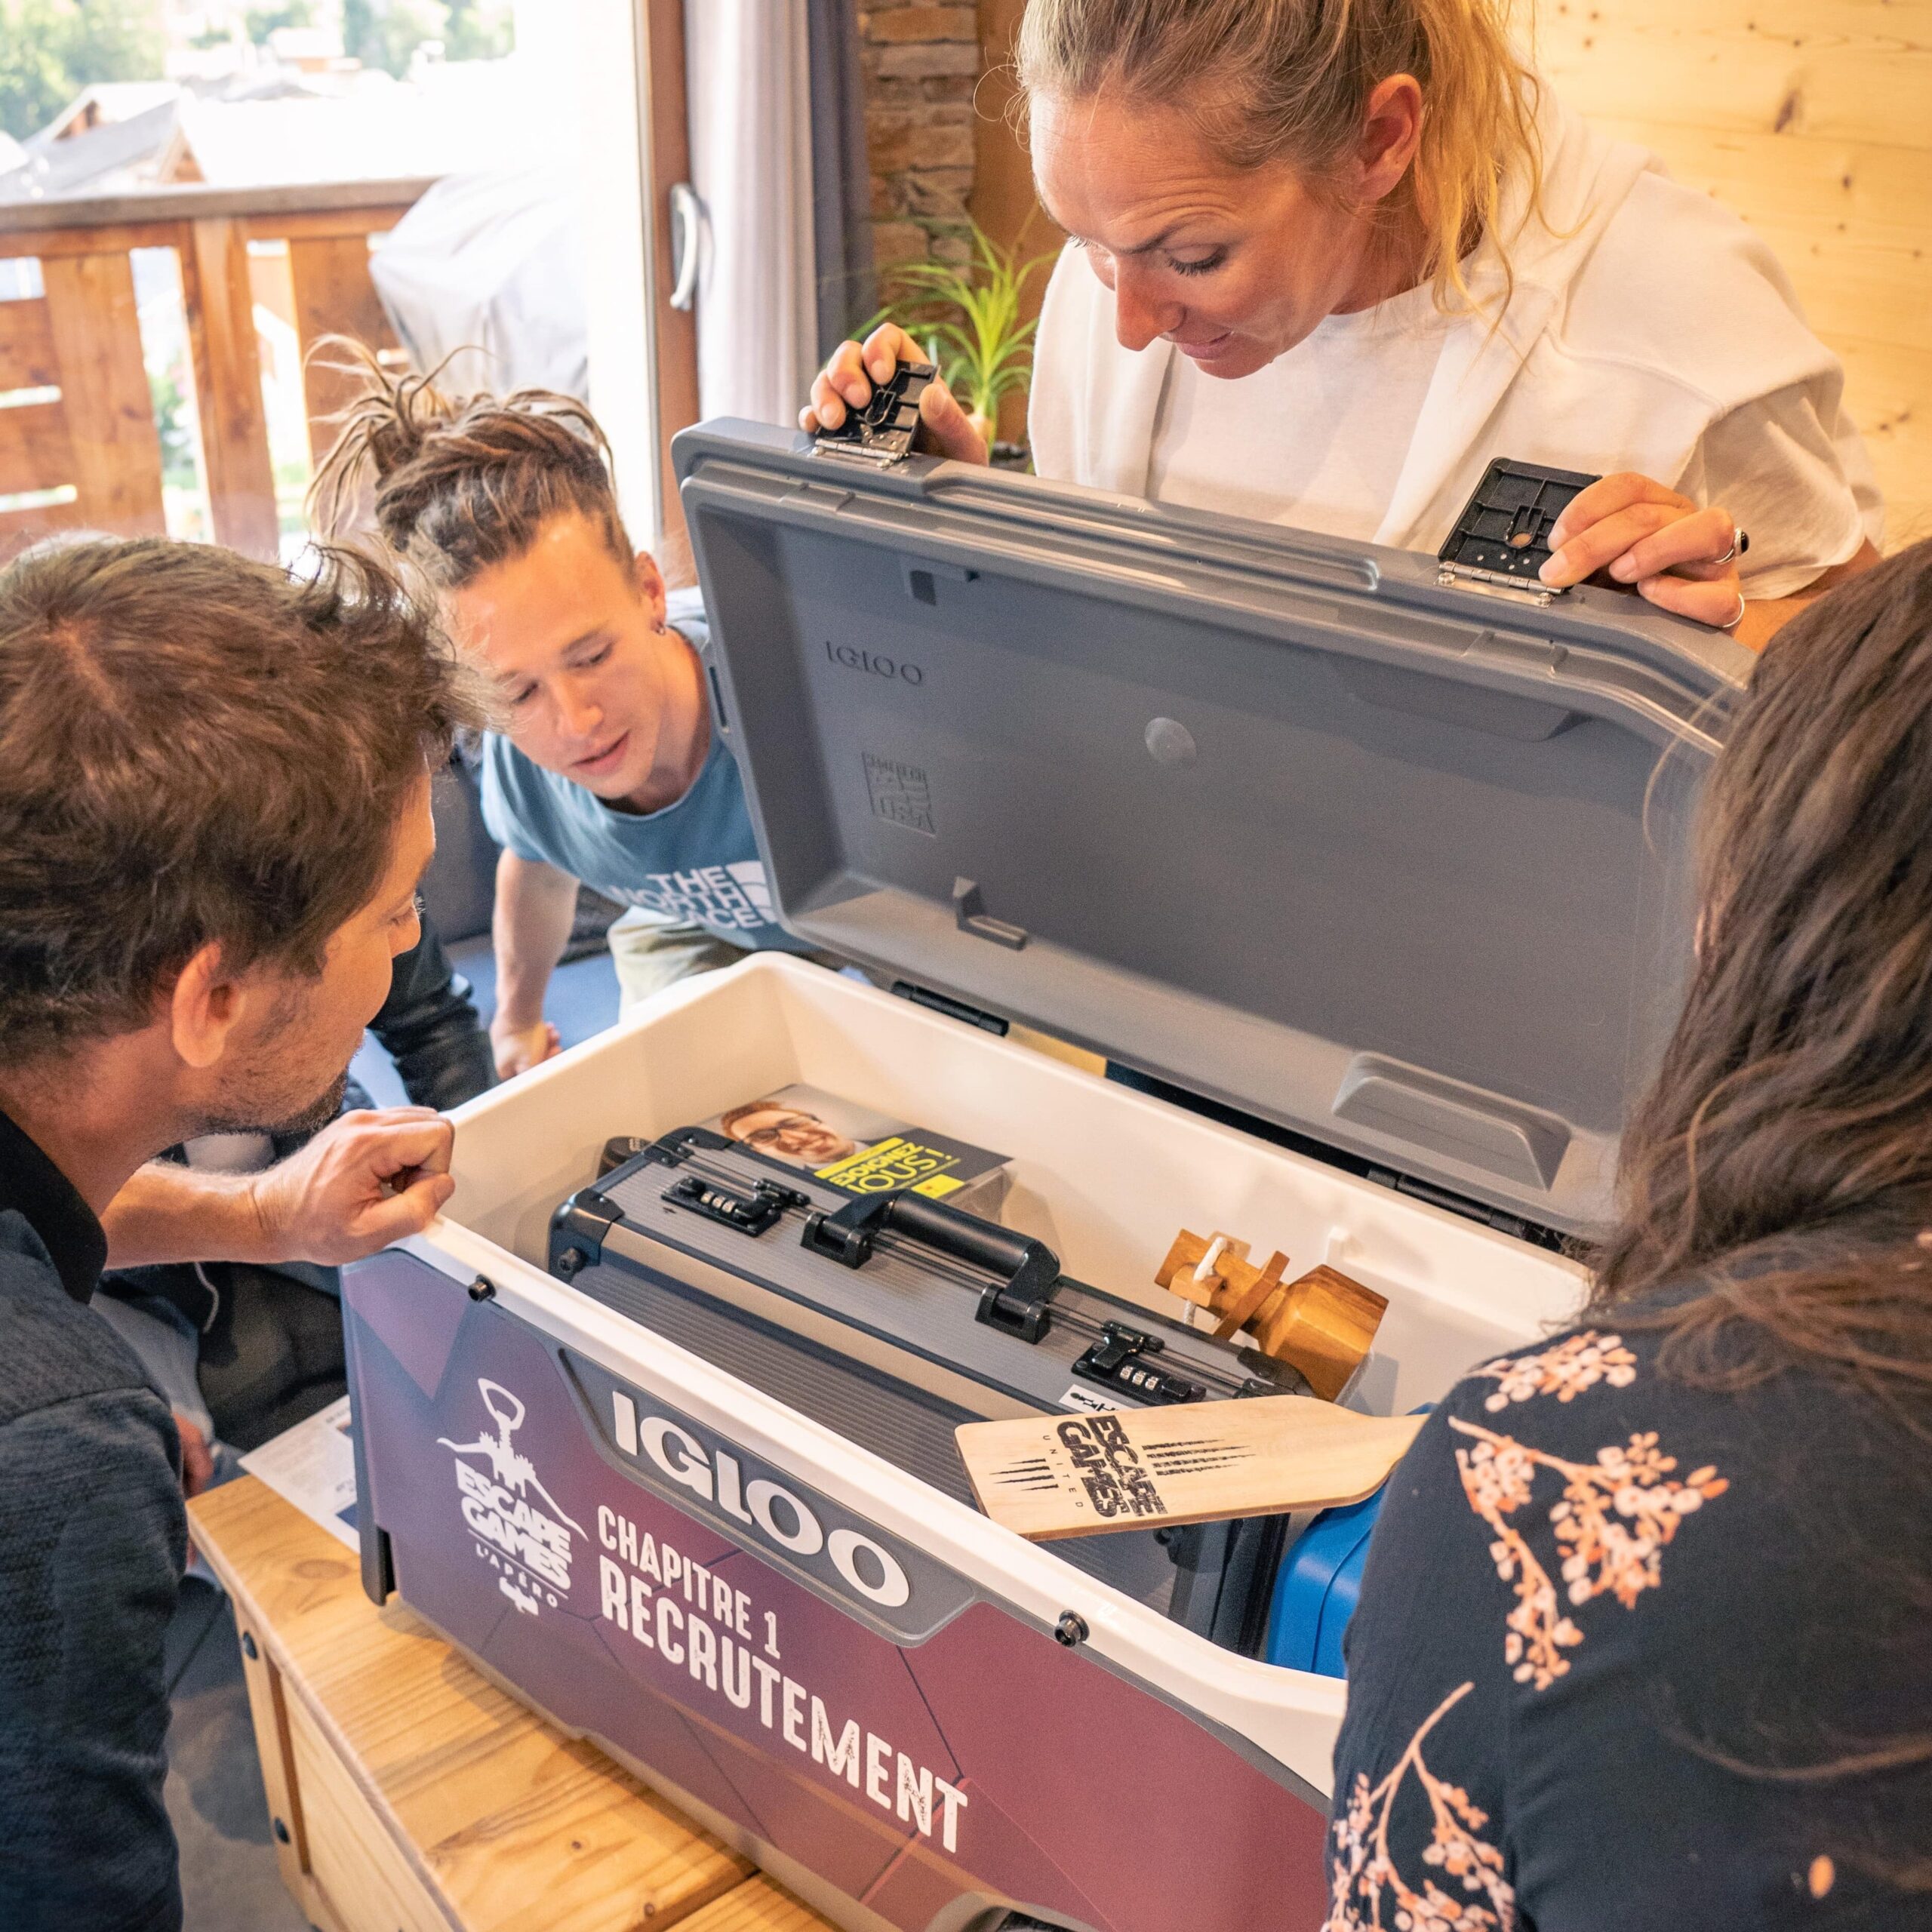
873 222 1057 463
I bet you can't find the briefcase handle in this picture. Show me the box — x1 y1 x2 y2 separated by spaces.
801 1189 1064 1343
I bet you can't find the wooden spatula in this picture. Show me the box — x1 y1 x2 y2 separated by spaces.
956 1396 1425 1542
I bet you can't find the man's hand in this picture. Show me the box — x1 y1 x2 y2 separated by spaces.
245 1107 456 1266
493 853 574 1079
174 1412 214 1498
491 1015 561 1080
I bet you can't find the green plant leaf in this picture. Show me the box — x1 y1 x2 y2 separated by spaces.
864 220 1060 423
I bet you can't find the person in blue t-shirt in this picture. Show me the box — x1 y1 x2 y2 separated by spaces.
313 349 820 1076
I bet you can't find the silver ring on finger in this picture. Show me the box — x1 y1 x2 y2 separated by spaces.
1720 592 1747 632
1713 528 1750 567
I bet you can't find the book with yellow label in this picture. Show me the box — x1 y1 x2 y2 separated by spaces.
698 1081 1012 1217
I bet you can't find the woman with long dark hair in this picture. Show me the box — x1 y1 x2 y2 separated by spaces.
1328 544 1932 1927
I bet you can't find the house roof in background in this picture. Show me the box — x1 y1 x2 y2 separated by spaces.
0 99 188 204
0 59 527 208
178 63 522 189
37 82 186 145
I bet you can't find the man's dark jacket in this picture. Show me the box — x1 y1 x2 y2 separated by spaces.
0 923 491 1928
352 917 497 1117
0 1111 184 1932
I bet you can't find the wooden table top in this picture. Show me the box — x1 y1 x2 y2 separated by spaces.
189 1475 832 1932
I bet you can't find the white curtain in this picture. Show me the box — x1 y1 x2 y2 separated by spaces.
685 0 820 426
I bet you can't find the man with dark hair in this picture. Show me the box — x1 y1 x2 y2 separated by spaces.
0 537 485 1930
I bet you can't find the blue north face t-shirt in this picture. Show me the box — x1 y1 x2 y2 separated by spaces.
477 608 808 955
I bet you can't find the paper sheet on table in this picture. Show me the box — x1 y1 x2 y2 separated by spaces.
240 1395 360 1552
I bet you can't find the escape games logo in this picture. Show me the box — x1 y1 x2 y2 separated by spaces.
439 1380 586 1617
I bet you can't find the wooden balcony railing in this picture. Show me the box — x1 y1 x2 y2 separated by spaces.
0 177 436 561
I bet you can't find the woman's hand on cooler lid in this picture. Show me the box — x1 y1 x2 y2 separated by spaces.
1538 473 1747 631
798 324 991 466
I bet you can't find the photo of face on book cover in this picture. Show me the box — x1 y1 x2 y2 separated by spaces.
702 1082 1013 1218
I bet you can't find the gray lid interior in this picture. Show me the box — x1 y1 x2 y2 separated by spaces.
675 421 1752 1237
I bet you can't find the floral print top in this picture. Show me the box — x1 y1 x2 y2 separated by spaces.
1326 1301 1932 1930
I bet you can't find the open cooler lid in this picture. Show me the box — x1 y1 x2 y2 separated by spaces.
675 421 1752 1238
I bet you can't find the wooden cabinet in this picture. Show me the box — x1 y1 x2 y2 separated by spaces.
189 1477 831 1932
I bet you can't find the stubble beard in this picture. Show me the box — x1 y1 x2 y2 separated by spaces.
194 1066 350 1142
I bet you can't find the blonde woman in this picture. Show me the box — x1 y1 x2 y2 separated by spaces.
807 0 1880 647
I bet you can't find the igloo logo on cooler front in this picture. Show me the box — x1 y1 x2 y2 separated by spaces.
438 1379 586 1617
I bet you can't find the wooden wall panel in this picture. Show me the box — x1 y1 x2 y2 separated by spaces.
1531 0 1932 150
1531 0 1932 543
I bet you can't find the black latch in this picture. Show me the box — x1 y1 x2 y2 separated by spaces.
1073 1322 1205 1406
811 357 935 466
1437 458 1598 589
667 1172 807 1238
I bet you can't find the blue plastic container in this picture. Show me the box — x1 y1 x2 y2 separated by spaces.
1263 1489 1386 1678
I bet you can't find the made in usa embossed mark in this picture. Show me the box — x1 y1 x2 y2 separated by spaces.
863 752 937 836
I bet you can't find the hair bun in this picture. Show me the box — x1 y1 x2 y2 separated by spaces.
306 345 629 589
306 337 472 547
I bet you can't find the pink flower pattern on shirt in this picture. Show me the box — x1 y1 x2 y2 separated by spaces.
1327 1334 1729 1924
1451 1332 1727 1688
1471 1331 1638 1411
1327 1682 1515 1932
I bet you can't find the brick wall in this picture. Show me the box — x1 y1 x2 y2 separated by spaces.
857 3 982 282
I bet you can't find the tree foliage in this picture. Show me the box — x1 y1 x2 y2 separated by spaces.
339 0 510 77
872 225 1057 432
441 0 509 63
243 0 315 44
0 0 165 142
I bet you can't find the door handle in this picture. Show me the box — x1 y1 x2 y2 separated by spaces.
669 181 700 312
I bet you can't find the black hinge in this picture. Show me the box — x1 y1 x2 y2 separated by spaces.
976 1276 1055 1343
890 980 1009 1035
799 1192 889 1268
1367 1167 1534 1243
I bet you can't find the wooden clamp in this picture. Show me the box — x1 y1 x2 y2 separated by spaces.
1155 1229 1388 1401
